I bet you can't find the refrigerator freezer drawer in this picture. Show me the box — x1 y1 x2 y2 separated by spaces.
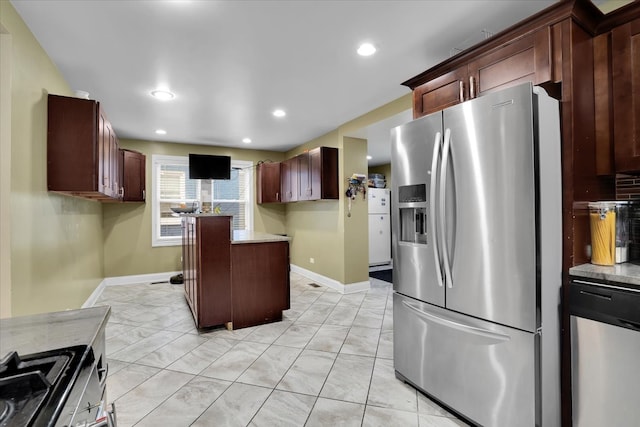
393 292 536 427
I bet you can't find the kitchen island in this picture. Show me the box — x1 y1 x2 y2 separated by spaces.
181 215 290 330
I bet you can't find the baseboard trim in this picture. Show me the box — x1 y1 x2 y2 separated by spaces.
82 279 107 308
291 265 370 294
83 271 181 307
104 271 181 287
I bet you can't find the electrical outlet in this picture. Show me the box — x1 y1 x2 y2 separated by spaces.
310 257 315 264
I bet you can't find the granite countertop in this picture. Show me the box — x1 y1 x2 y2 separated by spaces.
0 306 110 356
232 230 290 244
569 263 640 287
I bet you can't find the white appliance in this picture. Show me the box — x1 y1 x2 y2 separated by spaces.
391 83 562 426
368 188 391 266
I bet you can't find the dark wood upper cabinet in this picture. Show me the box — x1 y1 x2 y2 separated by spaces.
48 94 120 201
48 94 145 203
611 18 640 173
412 67 468 118
297 147 339 201
256 161 281 204
297 151 312 201
281 157 299 203
413 27 553 118
308 146 339 200
120 149 146 202
467 27 552 97
271 146 338 203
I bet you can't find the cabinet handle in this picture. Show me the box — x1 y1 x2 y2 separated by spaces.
459 81 465 102
142 190 146 200
469 76 476 99
276 192 279 201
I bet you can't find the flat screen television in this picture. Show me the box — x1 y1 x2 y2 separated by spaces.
188 154 231 180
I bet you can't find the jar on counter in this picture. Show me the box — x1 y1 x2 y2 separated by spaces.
588 201 631 265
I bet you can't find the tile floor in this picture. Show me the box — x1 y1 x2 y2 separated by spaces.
95 272 469 427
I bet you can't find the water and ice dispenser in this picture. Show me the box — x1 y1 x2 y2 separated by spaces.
398 184 428 245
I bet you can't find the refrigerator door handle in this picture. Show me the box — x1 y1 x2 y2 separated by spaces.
439 128 454 288
402 300 511 343
430 131 444 288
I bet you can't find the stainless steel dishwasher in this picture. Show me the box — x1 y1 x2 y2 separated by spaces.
570 277 640 427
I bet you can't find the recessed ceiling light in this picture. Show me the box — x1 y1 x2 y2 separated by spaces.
150 90 175 100
155 129 167 135
367 155 372 160
357 43 376 57
273 109 286 118
242 138 252 144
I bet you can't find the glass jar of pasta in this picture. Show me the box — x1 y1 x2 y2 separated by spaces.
588 201 630 265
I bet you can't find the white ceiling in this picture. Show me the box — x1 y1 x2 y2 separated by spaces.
10 0 556 166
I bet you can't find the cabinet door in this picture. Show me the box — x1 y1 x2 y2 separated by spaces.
281 157 298 202
413 67 468 118
47 95 99 193
99 107 114 197
298 152 313 201
468 28 551 98
309 146 339 200
612 18 640 173
231 241 289 329
256 162 281 204
121 149 146 202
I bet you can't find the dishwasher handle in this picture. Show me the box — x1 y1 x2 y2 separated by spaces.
570 278 640 333
619 319 640 332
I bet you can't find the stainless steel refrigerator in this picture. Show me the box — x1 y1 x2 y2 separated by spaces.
391 83 562 427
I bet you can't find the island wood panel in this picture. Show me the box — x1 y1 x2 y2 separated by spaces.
231 241 290 329
182 216 232 328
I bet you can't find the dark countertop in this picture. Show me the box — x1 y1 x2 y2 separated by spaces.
569 263 640 288
0 306 110 356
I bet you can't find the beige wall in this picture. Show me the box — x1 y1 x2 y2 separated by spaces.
2 0 413 308
1 2 105 316
103 139 286 277
1 29 12 318
284 131 343 279
342 137 369 284
284 94 410 286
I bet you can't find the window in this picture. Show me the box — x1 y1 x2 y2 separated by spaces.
151 155 253 247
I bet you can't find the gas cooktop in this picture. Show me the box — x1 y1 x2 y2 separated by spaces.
0 345 89 427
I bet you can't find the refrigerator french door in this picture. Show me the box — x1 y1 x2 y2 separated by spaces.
391 83 562 427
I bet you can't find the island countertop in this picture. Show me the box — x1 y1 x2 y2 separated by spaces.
569 263 640 288
0 306 110 355
232 230 290 244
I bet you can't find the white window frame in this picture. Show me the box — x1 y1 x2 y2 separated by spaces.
151 154 254 247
